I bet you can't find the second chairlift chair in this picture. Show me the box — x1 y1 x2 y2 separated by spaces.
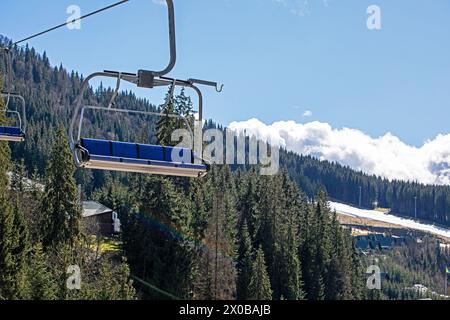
0 47 27 142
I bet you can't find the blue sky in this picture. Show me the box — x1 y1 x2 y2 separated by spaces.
1 0 450 147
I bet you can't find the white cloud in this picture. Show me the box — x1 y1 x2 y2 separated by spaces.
228 118 450 185
303 110 313 117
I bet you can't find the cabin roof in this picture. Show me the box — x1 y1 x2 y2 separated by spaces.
82 201 114 218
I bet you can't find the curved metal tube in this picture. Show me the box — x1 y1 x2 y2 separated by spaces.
154 0 177 77
215 84 224 93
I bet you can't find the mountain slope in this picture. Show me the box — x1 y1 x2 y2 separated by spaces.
330 201 450 240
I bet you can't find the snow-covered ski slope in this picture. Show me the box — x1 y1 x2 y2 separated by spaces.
329 202 450 240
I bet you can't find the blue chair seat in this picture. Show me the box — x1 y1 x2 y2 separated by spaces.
79 138 205 171
0 126 25 137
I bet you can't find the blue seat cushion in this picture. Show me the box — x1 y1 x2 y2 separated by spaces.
139 144 165 161
80 138 197 165
111 141 138 159
0 126 24 136
81 139 111 156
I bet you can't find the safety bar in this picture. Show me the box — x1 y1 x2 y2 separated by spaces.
77 104 194 144
0 110 21 130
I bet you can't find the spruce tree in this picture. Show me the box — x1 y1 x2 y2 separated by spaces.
25 243 58 300
197 166 238 300
248 246 273 300
74 258 136 300
0 144 17 298
0 99 30 299
300 203 325 300
237 221 253 300
0 98 15 297
156 85 178 146
175 88 195 124
11 159 27 193
128 174 197 299
279 219 305 300
40 125 81 249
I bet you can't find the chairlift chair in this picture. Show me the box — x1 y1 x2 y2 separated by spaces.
69 0 221 178
70 72 210 178
0 93 26 142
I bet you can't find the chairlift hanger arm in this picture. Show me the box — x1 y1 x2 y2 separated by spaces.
156 0 177 77
11 0 176 76
134 0 177 80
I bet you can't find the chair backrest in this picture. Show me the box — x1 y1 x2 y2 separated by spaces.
81 138 194 164
0 126 23 136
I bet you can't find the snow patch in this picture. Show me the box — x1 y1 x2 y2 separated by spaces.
330 201 450 240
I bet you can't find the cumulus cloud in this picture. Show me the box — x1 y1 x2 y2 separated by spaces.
228 118 450 185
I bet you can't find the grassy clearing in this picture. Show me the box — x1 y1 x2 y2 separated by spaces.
89 236 121 254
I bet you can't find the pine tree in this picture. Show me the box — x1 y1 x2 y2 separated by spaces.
0 147 17 298
11 197 31 299
197 166 238 300
156 85 178 146
25 243 58 300
40 125 81 249
237 168 261 240
75 258 136 300
279 219 305 300
175 88 195 129
248 246 272 300
300 203 325 300
0 85 14 298
125 174 197 299
237 221 253 299
30 167 43 199
326 210 343 299
0 105 30 299
175 88 194 117
11 159 27 193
